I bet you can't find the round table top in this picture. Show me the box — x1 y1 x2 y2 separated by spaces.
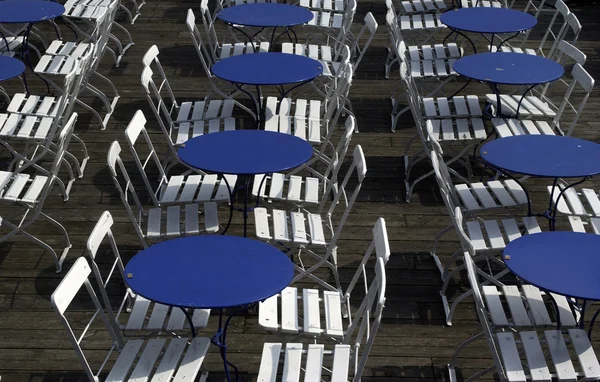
503 232 600 301
0 56 25 82
481 135 600 178
217 3 313 27
453 52 564 85
124 235 295 309
212 53 323 86
440 7 537 34
0 0 65 23
178 130 313 175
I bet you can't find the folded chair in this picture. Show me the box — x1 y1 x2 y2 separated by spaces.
86 211 211 334
52 257 210 381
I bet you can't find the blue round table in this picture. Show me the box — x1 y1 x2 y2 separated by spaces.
0 0 65 94
441 8 537 53
125 235 294 382
0 56 25 82
218 4 313 51
212 53 322 127
481 135 600 229
503 232 600 302
179 130 313 236
453 52 564 117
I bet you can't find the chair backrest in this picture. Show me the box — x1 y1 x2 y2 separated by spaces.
124 110 170 206
51 257 123 382
199 0 221 63
552 63 595 136
343 219 389 381
85 210 133 337
538 39 586 100
385 9 407 66
186 9 217 73
453 206 507 379
140 65 179 153
107 140 149 248
349 12 377 71
321 145 367 254
331 0 357 53
430 147 461 217
91 0 119 72
141 45 179 126
535 0 575 59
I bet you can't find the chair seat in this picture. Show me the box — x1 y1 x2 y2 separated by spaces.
159 174 237 204
264 96 323 143
45 40 92 58
0 37 24 52
410 58 457 78
258 343 351 381
106 337 210 381
400 0 447 14
146 202 219 238
486 94 555 119
0 113 54 140
123 295 210 332
496 329 600 382
63 0 110 19
7 93 64 117
455 179 528 211
466 216 540 252
219 41 269 58
254 207 331 246
308 10 344 28
281 43 341 77
0 171 49 203
422 95 482 119
460 0 503 7
428 117 487 141
173 117 235 145
548 184 600 217
492 117 557 138
252 173 321 205
34 54 79 76
490 45 537 56
300 0 345 12
482 284 577 327
259 286 345 338
399 13 445 31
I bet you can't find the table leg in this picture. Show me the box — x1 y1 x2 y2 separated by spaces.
444 28 476 54
180 307 197 337
221 175 234 235
211 308 247 382
227 22 257 52
233 82 262 128
22 22 51 95
490 82 502 118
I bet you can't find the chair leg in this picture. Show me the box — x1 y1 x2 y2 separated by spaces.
448 332 485 381
431 224 454 277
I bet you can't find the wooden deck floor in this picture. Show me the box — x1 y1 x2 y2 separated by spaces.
1 0 600 380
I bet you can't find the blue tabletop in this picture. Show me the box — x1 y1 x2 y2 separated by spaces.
218 3 313 27
124 235 294 309
503 232 600 301
481 135 600 178
178 130 313 175
212 53 323 86
441 8 537 34
453 52 564 85
0 0 65 23
0 56 25 82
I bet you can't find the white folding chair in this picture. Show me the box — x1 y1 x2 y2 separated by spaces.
489 63 594 137
0 113 77 273
460 0 507 7
259 217 390 341
256 245 387 382
51 257 210 381
387 10 461 129
386 0 447 47
304 0 357 51
86 211 211 334
252 115 354 207
141 45 236 166
125 110 237 206
185 8 257 120
391 0 448 14
107 140 220 248
447 211 600 381
254 145 367 293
